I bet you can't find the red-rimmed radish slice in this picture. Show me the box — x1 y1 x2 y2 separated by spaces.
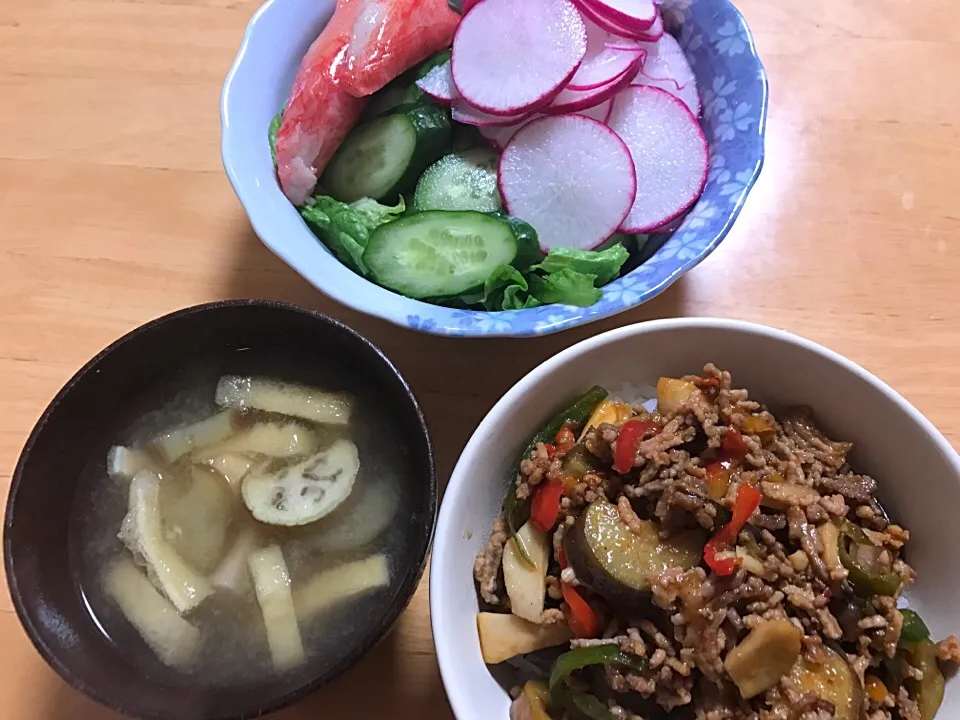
633 12 664 41
604 34 652 52
543 59 640 114
568 18 646 91
452 99 532 127
574 0 635 36
480 118 535 151
575 97 614 123
633 74 701 116
640 34 695 87
480 99 613 149
498 115 636 252
452 0 587 116
415 61 455 104
607 86 708 233
580 0 657 33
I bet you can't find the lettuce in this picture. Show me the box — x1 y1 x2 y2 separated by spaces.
300 196 405 276
268 111 283 161
528 268 602 307
534 243 629 286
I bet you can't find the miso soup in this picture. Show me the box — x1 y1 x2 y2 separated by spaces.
70 351 418 687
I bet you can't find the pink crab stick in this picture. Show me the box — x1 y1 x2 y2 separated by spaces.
275 0 459 205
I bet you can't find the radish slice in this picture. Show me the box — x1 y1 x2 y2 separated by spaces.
581 0 657 33
544 59 640 114
568 18 646 91
640 34 695 88
415 61 455 103
480 99 613 149
452 99 532 127
605 34 651 52
633 33 699 115
480 119 535 151
633 12 664 41
499 115 636 252
574 0 636 36
576 97 614 123
633 74 701 116
607 86 708 233
452 0 587 116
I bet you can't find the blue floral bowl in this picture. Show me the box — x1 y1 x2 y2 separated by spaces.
221 0 768 337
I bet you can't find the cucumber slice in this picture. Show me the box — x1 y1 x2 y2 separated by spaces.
365 211 518 298
414 148 502 213
322 106 451 203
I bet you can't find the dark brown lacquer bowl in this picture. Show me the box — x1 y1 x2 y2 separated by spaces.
4 300 436 720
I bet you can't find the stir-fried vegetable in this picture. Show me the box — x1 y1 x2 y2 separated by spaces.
906 638 945 720
900 609 931 644
561 445 596 482
504 386 609 564
579 399 634 441
611 418 661 474
548 645 648 698
703 484 762 576
838 520 901 597
724 619 803 698
530 479 564 532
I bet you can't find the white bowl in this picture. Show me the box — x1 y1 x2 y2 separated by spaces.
430 318 960 720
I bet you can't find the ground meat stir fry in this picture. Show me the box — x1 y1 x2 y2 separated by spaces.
475 365 959 720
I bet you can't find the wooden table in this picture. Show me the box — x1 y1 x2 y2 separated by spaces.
1 0 958 717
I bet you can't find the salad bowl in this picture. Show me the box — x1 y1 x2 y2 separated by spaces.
221 0 768 337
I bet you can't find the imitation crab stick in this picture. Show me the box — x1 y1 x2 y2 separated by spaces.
275 0 458 205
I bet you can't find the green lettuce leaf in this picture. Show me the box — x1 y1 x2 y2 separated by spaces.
268 112 282 161
535 243 629 286
528 268 601 307
481 265 528 311
300 196 405 276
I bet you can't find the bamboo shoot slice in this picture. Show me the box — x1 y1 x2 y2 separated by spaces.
248 545 306 671
295 554 390 622
242 439 359 527
104 558 201 668
107 446 154 481
502 521 550 623
215 376 353 426
119 471 213 613
194 421 319 460
150 410 237 463
476 612 573 665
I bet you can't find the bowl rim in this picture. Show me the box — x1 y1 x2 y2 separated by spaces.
428 316 960 719
219 0 770 338
4 299 438 720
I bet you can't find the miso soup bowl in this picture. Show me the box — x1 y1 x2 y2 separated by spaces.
430 318 960 720
4 300 436 720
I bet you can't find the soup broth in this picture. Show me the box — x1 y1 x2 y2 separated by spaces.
70 348 418 687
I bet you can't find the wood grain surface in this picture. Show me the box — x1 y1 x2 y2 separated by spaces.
1 0 958 717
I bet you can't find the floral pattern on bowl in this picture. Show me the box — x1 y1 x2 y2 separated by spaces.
221 0 768 337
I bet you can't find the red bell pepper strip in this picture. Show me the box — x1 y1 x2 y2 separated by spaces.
554 424 577 454
530 479 564 532
722 427 749 456
612 419 661 474
703 484 762 576
562 583 599 638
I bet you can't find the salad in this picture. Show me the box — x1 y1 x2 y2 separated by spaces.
475 368 959 720
270 0 707 310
